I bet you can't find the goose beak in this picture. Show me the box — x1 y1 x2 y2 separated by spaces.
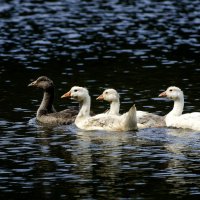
159 91 167 97
61 91 71 99
28 80 37 87
96 94 104 100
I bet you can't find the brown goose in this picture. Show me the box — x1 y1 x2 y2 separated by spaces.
28 76 78 125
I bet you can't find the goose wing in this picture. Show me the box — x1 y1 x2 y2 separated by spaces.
37 109 78 125
81 115 122 131
137 111 165 128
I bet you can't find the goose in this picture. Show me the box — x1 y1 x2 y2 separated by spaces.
28 76 78 125
159 86 200 131
96 88 120 115
97 88 165 129
61 86 138 131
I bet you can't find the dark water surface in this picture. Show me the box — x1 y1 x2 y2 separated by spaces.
0 0 200 199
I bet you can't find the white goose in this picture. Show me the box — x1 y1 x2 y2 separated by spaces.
159 86 200 131
96 89 120 115
97 88 165 129
61 86 138 131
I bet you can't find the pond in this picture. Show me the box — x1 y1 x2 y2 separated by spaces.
0 0 200 199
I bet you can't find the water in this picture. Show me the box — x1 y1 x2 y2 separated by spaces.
0 0 200 199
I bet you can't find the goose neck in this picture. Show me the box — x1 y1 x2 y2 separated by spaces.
109 100 120 115
37 88 54 117
78 95 91 118
169 96 184 117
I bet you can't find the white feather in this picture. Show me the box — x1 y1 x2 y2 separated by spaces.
97 88 165 129
63 86 138 131
159 86 200 131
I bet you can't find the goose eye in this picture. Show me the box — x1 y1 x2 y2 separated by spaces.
105 92 108 94
74 89 78 92
169 89 173 92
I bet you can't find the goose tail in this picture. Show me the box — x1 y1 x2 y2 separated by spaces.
123 104 138 131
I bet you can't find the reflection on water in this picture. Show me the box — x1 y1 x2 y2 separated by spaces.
0 0 200 199
1 122 200 199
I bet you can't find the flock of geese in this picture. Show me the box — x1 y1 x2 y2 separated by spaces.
28 76 200 132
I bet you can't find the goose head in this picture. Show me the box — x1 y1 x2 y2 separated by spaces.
61 86 89 102
96 89 120 102
159 86 183 101
28 76 54 90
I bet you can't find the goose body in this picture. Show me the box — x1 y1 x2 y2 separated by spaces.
136 110 165 128
61 86 138 131
28 76 78 125
159 86 200 131
97 88 165 129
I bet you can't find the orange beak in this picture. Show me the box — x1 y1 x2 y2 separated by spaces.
159 91 167 97
61 91 71 99
96 94 104 100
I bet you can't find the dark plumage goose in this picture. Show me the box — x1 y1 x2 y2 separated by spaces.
28 76 78 125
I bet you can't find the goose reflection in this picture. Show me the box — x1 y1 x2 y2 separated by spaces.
154 128 200 195
70 129 135 183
